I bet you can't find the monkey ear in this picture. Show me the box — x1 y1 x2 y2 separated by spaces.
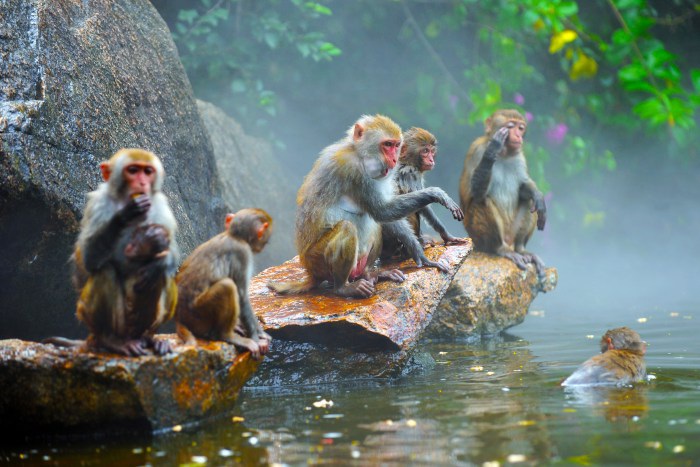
224 213 235 231
353 123 364 142
606 337 615 350
99 161 111 182
257 222 269 240
484 116 493 134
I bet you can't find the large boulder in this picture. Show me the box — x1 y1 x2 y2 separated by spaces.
0 0 226 340
425 252 558 338
0 337 258 435
196 100 296 271
248 242 472 385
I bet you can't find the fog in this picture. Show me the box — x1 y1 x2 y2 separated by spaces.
156 2 700 322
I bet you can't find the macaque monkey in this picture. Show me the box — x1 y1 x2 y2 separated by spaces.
66 148 179 357
268 114 464 299
459 109 546 274
176 208 273 360
561 327 647 386
382 127 466 259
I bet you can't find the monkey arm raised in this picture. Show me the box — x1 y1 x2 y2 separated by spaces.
470 127 509 203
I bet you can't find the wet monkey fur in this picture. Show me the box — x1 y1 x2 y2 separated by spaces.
459 109 546 274
562 327 647 386
268 114 464 299
176 208 273 359
46 148 179 357
382 127 466 259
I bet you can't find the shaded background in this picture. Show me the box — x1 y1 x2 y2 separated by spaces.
152 0 700 318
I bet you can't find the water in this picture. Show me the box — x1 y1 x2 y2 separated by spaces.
2 301 698 466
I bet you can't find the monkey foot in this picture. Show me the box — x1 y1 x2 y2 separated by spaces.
377 268 406 283
501 251 528 271
335 279 375 298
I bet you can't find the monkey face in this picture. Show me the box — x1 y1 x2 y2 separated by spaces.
379 139 401 174
419 145 436 171
505 120 526 153
123 163 157 196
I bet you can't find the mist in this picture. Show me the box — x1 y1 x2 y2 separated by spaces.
154 1 700 322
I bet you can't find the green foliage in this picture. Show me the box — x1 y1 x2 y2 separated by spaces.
169 0 341 128
163 0 699 186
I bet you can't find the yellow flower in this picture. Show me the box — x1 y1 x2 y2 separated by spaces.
549 30 577 54
570 51 598 80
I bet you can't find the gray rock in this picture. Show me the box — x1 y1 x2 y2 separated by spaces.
0 0 226 340
426 251 558 338
196 100 296 271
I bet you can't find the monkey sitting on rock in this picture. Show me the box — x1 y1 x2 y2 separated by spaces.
381 127 466 260
561 327 647 386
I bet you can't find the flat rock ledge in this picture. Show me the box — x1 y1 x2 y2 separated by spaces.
247 241 556 387
0 336 258 436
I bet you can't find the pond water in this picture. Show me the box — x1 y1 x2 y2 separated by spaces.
2 297 698 465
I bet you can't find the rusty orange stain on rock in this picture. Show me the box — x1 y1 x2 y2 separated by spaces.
250 241 472 350
172 378 215 412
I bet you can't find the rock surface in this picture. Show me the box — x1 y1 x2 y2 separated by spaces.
247 244 557 387
425 252 558 338
247 242 471 385
0 0 226 340
0 336 258 435
196 100 296 271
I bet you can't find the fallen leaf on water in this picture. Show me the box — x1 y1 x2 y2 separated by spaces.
313 399 334 408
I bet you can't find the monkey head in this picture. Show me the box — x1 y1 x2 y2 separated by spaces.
351 114 402 179
600 327 647 355
401 127 437 172
485 109 527 156
100 148 165 198
225 208 273 253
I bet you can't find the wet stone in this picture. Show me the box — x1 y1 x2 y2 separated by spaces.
0 336 259 436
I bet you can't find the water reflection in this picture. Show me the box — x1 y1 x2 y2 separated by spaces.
563 384 649 427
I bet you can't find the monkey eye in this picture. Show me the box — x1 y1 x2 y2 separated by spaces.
143 166 155 175
126 165 140 175
383 141 400 148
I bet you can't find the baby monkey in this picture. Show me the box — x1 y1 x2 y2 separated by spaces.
176 208 272 359
561 327 647 386
382 127 465 259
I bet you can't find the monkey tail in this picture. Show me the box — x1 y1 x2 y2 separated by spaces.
42 337 85 348
267 278 315 295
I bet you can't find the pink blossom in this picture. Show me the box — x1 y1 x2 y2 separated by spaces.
546 123 568 145
525 111 534 122
513 93 525 105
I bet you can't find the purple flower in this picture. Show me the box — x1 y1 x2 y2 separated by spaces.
448 94 459 110
525 111 534 122
546 123 568 145
513 93 525 105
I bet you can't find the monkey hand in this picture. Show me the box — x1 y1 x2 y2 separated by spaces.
117 194 151 224
421 257 450 273
377 268 406 283
440 232 468 245
485 127 509 159
532 197 547 230
428 187 465 221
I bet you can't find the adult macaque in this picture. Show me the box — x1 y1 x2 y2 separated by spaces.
268 115 463 299
459 110 546 274
382 127 466 259
176 208 273 359
68 148 179 356
561 327 647 386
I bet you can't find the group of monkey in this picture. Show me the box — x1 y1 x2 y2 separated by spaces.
45 109 646 386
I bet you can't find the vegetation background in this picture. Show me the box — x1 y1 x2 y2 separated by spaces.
152 0 700 310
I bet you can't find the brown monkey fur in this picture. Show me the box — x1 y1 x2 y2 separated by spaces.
382 127 466 259
176 208 273 359
561 327 647 386
268 115 464 299
47 149 180 357
459 109 546 274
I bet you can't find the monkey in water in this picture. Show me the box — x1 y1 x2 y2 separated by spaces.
176 208 273 360
382 127 466 259
47 149 180 357
459 109 546 274
268 114 464 299
561 327 647 386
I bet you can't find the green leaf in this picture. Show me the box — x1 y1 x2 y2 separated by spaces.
691 69 700 93
177 9 199 25
618 63 646 84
